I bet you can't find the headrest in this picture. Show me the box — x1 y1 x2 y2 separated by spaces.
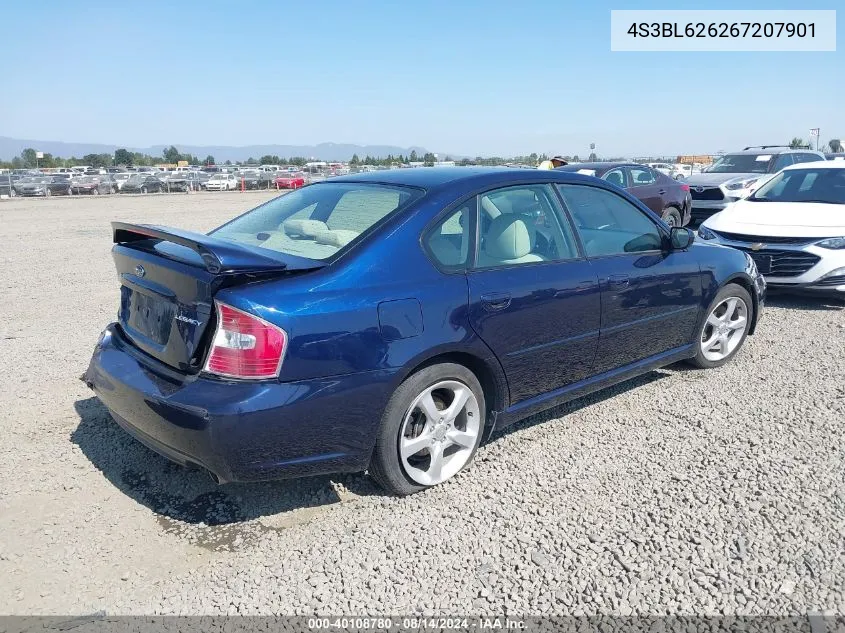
484 215 536 260
314 229 359 248
283 219 328 238
606 171 624 185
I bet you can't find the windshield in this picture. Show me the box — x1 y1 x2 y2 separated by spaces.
706 154 774 174
750 167 845 204
210 182 423 261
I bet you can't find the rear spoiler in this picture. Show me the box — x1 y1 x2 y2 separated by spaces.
112 222 323 275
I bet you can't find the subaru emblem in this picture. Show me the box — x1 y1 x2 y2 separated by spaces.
135 264 146 277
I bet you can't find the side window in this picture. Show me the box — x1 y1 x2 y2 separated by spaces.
475 185 578 268
556 184 663 257
628 166 657 186
772 154 794 171
796 153 822 164
425 204 471 269
602 168 626 189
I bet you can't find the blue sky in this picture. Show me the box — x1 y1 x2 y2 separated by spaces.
1 0 842 157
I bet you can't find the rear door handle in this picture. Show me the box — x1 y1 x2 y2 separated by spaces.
480 292 511 311
658 189 666 195
607 274 630 289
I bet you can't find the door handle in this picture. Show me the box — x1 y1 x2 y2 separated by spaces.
658 189 666 195
607 274 630 289
480 292 511 311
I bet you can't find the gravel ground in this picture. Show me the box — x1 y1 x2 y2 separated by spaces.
0 192 843 617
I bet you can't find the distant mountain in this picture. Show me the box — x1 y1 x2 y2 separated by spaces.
0 136 443 162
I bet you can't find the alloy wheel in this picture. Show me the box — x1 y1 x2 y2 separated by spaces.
399 380 480 486
700 296 749 361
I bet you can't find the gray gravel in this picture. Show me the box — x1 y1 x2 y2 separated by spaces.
0 193 843 616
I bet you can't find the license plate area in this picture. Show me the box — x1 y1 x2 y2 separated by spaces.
122 287 174 345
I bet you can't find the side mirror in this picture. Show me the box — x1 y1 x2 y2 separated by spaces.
669 227 694 250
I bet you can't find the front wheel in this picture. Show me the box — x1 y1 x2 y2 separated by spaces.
92 188 99 195
369 363 485 496
687 283 753 369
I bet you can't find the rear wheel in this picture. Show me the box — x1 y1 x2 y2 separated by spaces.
370 363 485 496
45 188 51 197
92 187 99 195
140 186 148 194
688 283 753 369
662 206 682 227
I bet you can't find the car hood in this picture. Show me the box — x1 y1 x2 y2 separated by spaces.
705 199 845 236
685 172 762 187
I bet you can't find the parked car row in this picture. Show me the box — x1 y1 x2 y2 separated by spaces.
0 169 312 197
555 146 834 228
697 160 845 297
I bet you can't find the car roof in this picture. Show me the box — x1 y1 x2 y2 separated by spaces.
327 166 610 191
555 162 636 172
731 147 822 155
782 160 844 171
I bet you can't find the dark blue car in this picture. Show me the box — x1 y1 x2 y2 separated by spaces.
83 167 765 495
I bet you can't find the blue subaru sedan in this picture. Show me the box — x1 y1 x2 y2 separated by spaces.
83 168 765 495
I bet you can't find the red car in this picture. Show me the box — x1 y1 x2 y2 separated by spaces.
274 172 306 189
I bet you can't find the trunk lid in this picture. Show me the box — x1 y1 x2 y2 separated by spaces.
111 222 324 372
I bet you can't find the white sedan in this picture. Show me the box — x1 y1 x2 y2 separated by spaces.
205 173 238 191
697 161 845 296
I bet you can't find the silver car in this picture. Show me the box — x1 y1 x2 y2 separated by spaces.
687 146 825 223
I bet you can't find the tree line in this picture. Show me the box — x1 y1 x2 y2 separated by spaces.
4 138 840 171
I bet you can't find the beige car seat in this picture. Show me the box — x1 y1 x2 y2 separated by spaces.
478 214 545 266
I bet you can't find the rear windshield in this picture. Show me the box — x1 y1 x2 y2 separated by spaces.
750 167 845 204
210 182 423 260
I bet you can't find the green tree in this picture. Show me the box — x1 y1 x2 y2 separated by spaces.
409 150 418 163
789 137 806 149
829 139 842 153
83 153 113 168
204 155 215 165
162 146 182 164
20 148 37 168
349 154 359 165
246 157 258 165
114 148 133 166
423 153 435 166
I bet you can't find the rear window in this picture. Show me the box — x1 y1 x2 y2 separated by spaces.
209 182 423 261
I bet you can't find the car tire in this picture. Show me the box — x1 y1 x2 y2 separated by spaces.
45 188 51 197
92 188 99 195
67 187 72 195
687 283 753 370
369 362 486 496
661 206 682 227
140 186 148 194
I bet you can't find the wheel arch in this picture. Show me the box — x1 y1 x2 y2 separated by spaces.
722 273 760 335
393 348 509 435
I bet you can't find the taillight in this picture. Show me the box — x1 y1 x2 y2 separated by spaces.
204 302 287 379
680 184 690 192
